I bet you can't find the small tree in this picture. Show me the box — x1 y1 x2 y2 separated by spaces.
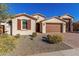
0 4 10 23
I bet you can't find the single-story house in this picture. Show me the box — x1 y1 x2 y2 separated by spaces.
60 14 73 32
0 13 37 35
0 13 73 35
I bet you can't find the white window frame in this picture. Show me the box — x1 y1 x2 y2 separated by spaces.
21 19 28 30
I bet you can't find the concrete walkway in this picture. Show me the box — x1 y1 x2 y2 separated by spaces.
33 48 79 56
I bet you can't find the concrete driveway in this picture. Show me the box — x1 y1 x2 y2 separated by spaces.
37 33 79 48
63 33 79 48
8 33 73 56
38 33 79 48
8 33 79 56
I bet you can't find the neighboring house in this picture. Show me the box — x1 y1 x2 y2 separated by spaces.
60 14 73 32
0 22 10 34
73 21 79 32
0 13 74 35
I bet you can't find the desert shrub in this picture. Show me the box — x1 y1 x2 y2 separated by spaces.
15 34 20 38
0 34 17 55
47 34 63 44
32 32 37 37
30 32 37 40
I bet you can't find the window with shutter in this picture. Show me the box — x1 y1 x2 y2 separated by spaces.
17 19 21 30
17 19 31 30
22 19 27 29
27 20 31 30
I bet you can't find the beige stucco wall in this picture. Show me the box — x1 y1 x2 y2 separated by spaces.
32 15 45 23
32 15 45 32
12 16 36 35
60 15 73 32
42 18 66 33
60 15 73 20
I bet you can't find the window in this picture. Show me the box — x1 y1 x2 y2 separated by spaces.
22 19 27 29
17 19 31 30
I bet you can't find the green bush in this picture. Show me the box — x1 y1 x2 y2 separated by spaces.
32 32 37 37
47 34 63 44
30 32 37 40
15 34 20 38
0 34 17 55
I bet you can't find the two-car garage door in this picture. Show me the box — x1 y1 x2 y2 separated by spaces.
46 23 62 33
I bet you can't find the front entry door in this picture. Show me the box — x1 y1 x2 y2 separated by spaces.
36 23 40 32
0 25 4 34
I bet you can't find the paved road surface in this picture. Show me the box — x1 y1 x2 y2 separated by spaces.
33 48 79 56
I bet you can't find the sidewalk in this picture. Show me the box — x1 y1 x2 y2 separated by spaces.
33 48 79 56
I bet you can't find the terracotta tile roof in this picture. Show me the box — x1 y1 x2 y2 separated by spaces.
14 13 37 20
39 16 66 23
51 16 67 22
64 14 74 18
52 16 73 22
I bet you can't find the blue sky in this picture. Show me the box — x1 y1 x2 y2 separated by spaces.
7 3 79 21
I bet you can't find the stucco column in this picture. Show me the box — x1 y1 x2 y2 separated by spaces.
62 23 66 33
70 20 73 32
42 23 46 33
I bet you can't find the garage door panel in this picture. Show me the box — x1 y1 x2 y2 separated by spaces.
46 23 62 32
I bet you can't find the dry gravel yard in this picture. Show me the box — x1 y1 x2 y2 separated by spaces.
8 34 72 56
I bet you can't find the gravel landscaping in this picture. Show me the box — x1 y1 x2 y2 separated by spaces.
8 35 72 56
